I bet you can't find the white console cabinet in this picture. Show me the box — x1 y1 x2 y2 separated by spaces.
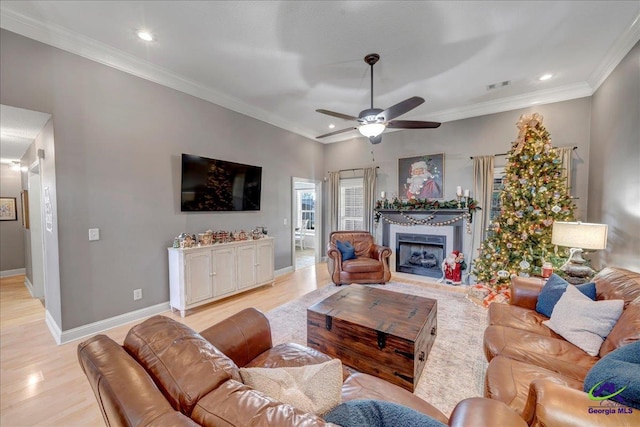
168 237 274 316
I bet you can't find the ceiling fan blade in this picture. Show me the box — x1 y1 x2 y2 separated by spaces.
369 135 383 145
316 127 358 139
387 120 441 129
376 96 425 122
315 109 359 121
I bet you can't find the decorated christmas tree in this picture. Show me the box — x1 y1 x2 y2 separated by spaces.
472 113 575 301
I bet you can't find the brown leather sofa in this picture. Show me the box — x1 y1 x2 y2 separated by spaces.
327 230 392 285
79 307 525 427
483 267 640 426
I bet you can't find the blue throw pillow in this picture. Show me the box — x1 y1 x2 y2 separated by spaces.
584 341 640 409
324 400 446 427
536 274 595 317
336 240 356 261
575 281 597 300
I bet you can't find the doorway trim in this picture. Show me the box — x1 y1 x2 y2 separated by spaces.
291 177 322 270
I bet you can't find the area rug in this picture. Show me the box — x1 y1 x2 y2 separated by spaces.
265 281 488 417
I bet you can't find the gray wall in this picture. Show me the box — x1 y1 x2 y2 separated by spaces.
0 29 323 330
0 163 25 272
589 41 640 271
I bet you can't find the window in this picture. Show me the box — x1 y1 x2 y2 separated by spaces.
490 167 505 221
300 192 315 230
340 177 364 230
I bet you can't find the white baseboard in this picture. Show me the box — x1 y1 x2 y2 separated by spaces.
44 265 306 345
45 310 62 345
275 266 294 276
0 268 26 277
24 276 35 297
51 302 170 345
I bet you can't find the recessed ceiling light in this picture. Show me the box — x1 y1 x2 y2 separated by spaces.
137 31 153 41
328 124 335 129
539 74 553 81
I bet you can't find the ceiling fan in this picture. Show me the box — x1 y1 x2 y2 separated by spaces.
316 53 441 144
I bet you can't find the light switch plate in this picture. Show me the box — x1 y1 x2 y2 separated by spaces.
89 228 100 241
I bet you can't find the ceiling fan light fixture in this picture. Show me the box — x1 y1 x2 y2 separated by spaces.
358 123 386 138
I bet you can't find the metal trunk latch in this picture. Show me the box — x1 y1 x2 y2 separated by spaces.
377 331 387 350
325 316 332 331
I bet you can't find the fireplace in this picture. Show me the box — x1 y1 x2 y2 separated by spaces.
396 233 445 279
378 209 468 280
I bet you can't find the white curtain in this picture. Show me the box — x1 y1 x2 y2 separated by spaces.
328 171 340 234
553 146 574 191
471 156 495 271
363 167 377 232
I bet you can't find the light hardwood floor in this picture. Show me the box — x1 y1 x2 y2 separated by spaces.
0 264 332 427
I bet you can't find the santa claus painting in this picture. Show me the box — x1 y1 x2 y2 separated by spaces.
405 160 442 199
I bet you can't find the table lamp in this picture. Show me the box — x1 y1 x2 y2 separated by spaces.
551 221 608 281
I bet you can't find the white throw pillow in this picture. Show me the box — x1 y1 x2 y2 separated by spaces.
543 284 624 356
239 359 342 416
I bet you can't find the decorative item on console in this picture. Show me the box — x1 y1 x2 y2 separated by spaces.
198 229 214 246
176 233 196 248
234 230 249 241
215 230 230 243
251 227 264 240
174 227 268 248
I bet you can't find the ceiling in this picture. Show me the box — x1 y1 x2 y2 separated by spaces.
1 1 639 146
0 105 51 164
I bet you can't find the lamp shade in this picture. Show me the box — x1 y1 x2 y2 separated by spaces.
358 123 386 137
551 221 608 250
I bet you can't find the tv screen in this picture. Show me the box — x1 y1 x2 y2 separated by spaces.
181 154 262 212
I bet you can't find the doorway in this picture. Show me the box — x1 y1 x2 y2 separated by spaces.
291 178 322 270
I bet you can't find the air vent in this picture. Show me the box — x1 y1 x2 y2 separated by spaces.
486 81 511 91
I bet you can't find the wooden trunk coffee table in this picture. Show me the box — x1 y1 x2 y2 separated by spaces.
307 285 437 391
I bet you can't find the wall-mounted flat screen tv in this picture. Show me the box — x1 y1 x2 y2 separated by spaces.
181 153 262 212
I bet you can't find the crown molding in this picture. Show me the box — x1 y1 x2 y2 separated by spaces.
427 83 593 124
2 6 637 143
0 7 316 141
587 13 640 91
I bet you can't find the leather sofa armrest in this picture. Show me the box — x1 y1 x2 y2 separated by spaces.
200 308 273 368
327 243 342 284
327 243 342 263
523 379 640 427
449 397 527 427
510 276 545 310
370 243 392 261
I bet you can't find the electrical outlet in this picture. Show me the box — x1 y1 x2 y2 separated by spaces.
283 218 287 225
133 289 142 300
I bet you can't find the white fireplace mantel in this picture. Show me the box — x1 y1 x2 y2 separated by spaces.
376 209 470 278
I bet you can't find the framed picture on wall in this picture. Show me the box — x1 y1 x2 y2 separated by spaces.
0 197 18 221
398 153 444 200
21 190 29 229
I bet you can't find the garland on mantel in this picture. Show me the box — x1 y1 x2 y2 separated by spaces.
374 197 481 232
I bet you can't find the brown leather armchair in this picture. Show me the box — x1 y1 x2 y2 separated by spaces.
327 230 392 285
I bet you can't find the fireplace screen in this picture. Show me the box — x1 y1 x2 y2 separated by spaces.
396 233 446 278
